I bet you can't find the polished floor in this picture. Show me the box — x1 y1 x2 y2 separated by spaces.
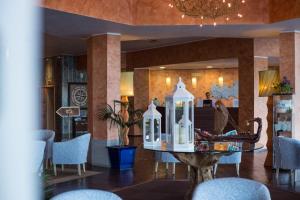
48 136 300 199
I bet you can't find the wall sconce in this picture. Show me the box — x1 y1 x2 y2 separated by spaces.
166 76 171 88
192 77 197 88
218 76 224 87
259 70 279 97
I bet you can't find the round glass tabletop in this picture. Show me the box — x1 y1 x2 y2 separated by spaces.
144 141 264 153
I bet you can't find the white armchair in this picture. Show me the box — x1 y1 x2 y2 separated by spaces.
34 141 46 175
273 136 300 183
50 189 122 200
35 129 55 168
214 152 242 177
52 134 91 176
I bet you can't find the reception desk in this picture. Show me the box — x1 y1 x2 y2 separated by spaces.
156 106 238 134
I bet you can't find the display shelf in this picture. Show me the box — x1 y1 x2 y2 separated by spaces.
272 94 293 167
273 94 293 137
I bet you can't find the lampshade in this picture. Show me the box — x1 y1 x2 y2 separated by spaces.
259 70 279 97
120 72 134 96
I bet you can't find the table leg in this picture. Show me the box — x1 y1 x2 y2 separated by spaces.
174 153 222 200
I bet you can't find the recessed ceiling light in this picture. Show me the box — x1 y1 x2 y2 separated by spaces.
160 66 166 69
206 66 213 69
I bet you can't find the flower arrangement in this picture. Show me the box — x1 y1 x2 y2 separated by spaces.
273 76 293 94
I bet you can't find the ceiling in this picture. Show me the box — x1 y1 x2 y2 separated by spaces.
43 8 300 57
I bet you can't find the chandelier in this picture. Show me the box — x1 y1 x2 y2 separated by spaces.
168 0 246 26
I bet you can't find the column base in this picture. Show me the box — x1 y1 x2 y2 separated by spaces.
89 138 119 167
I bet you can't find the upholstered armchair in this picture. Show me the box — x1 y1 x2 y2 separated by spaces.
50 189 122 200
192 178 271 200
52 133 91 176
34 141 46 175
155 151 181 177
154 133 190 178
35 129 55 168
273 136 300 183
213 131 242 177
213 152 242 177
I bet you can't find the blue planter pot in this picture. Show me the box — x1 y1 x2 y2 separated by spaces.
107 146 137 170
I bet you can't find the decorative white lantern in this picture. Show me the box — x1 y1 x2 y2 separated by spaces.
143 101 162 148
165 77 195 152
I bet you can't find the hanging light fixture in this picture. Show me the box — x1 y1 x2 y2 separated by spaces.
168 0 246 26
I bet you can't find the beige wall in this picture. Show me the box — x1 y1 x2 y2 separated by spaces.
129 38 254 135
149 68 238 107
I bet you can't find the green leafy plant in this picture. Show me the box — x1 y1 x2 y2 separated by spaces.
273 76 293 94
97 100 143 146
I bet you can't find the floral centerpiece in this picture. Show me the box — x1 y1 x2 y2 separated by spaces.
273 76 293 94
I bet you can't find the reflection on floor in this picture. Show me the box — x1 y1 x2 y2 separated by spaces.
48 136 300 199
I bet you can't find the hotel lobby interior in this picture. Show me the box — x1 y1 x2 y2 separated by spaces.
2 0 300 200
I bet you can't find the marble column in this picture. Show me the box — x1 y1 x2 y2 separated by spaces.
253 56 272 166
254 57 269 146
87 34 121 167
280 32 300 139
133 68 150 135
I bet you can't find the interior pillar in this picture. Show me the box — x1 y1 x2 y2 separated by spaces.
280 32 300 139
87 34 121 167
254 56 269 146
253 56 273 167
238 54 255 132
133 68 150 135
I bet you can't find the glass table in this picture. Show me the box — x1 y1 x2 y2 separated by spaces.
144 142 264 200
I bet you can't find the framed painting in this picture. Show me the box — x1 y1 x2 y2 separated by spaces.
68 82 88 108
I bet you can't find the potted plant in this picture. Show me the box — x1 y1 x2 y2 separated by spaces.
98 98 143 170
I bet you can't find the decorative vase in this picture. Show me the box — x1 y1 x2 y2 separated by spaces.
119 100 130 146
120 126 129 146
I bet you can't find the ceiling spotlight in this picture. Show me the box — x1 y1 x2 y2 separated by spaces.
206 66 213 69
160 66 166 69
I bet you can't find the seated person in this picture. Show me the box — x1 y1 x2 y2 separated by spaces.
203 92 216 107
